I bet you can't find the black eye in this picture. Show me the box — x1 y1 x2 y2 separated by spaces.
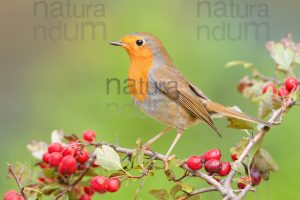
136 40 144 46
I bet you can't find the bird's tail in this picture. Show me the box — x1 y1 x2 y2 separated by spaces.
206 101 272 127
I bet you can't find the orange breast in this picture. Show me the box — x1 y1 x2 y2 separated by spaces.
128 55 153 102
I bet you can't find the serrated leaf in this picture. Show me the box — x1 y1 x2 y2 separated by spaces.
266 41 294 70
242 80 264 102
27 141 48 160
149 189 170 200
94 145 123 171
225 61 254 69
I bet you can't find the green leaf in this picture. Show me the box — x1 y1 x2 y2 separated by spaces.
225 61 255 69
266 42 294 70
41 183 61 194
94 145 123 171
43 168 56 179
170 184 182 199
178 182 193 193
226 106 255 129
149 189 170 200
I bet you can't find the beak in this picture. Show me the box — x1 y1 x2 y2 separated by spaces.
109 41 126 47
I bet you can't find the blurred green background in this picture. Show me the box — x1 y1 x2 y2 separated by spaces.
1 0 300 199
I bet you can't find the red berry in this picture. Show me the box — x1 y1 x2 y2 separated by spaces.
107 177 121 192
49 152 63 167
48 143 63 153
84 186 95 195
218 162 231 176
203 149 221 161
231 154 238 161
237 182 246 189
62 146 78 157
186 156 203 170
237 177 250 189
250 169 262 186
277 87 290 97
285 77 298 92
204 159 221 173
77 149 89 164
58 163 77 175
61 155 77 171
42 152 51 163
262 84 276 94
83 130 96 142
79 194 91 200
90 176 108 193
4 190 23 200
58 156 77 175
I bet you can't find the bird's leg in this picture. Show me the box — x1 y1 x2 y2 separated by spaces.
143 127 172 150
163 128 184 170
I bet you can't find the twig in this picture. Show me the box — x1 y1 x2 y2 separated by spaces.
234 185 251 200
54 153 96 200
188 187 218 196
223 99 294 199
7 163 27 200
91 141 236 199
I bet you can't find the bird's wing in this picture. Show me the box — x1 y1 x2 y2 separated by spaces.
152 66 221 136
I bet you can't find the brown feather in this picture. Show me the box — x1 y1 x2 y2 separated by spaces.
206 101 272 127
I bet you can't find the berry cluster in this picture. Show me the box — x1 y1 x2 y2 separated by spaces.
90 176 121 193
186 149 231 178
6 130 122 200
262 77 298 97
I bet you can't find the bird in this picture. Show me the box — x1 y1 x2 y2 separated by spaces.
109 32 271 163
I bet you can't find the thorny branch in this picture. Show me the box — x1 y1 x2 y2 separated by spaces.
9 100 295 200
89 99 294 200
7 163 27 200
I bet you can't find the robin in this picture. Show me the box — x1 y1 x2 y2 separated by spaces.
109 32 271 163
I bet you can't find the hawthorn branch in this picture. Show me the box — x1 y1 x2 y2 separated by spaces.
223 99 295 200
7 163 27 200
54 153 96 200
92 141 235 199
